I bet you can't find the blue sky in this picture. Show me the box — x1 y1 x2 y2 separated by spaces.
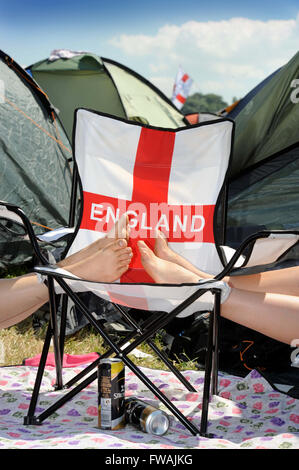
1 0 299 103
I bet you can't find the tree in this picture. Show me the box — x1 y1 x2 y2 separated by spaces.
181 92 228 115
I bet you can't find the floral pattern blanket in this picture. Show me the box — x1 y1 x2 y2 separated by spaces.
0 364 298 449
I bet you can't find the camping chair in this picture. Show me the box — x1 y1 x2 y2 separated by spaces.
13 109 299 437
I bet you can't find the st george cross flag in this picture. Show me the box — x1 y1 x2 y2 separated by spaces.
171 66 193 110
64 109 233 313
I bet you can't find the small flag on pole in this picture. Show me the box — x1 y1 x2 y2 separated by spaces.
171 66 193 110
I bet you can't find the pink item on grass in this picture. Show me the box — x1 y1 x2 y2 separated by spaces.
24 352 99 367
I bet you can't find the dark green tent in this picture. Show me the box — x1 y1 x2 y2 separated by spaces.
226 51 299 257
27 51 187 141
229 51 299 177
0 50 73 269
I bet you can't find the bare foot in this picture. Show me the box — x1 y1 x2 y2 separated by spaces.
138 240 199 284
154 230 178 264
60 214 130 268
154 230 211 279
67 239 133 282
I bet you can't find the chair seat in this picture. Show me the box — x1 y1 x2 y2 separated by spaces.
35 265 227 317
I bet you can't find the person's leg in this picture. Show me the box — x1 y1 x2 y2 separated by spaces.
224 266 299 296
0 273 49 330
0 239 132 330
221 288 299 346
138 240 299 345
154 230 299 296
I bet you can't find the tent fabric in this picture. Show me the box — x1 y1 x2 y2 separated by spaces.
228 143 299 231
27 53 187 141
27 54 126 142
225 51 299 255
226 69 280 120
228 51 299 179
104 59 186 128
227 142 299 265
0 50 73 269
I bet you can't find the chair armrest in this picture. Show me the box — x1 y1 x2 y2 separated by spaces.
36 226 75 242
216 230 299 280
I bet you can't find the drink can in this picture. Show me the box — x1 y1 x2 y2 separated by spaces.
125 398 170 435
98 358 125 430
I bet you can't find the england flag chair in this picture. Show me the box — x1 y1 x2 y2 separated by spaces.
22 110 299 437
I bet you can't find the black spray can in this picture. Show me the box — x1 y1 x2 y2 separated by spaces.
98 358 125 430
125 398 170 435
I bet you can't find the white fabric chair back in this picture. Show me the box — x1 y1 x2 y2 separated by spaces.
70 109 234 282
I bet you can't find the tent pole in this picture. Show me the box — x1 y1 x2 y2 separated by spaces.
68 164 78 228
221 182 228 245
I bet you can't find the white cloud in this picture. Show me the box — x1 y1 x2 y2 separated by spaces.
149 62 171 73
212 63 266 80
109 15 299 102
149 75 175 96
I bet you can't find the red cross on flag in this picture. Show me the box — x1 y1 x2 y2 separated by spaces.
67 109 233 311
171 66 193 110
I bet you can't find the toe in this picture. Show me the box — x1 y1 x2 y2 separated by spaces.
111 239 128 250
138 240 153 259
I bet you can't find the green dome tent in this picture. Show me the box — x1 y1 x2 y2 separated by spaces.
226 50 299 259
27 50 187 141
0 50 73 270
228 51 299 177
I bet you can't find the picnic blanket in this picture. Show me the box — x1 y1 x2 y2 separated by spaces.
0 364 298 449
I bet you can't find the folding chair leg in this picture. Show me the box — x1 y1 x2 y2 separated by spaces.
24 279 64 425
24 323 53 425
59 294 68 362
200 289 221 437
211 291 221 395
199 301 214 437
48 277 63 390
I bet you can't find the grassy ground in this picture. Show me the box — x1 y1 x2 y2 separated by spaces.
0 316 198 372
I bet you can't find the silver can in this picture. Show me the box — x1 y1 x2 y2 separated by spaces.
125 398 170 435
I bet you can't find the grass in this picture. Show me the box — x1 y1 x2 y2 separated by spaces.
0 316 199 372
